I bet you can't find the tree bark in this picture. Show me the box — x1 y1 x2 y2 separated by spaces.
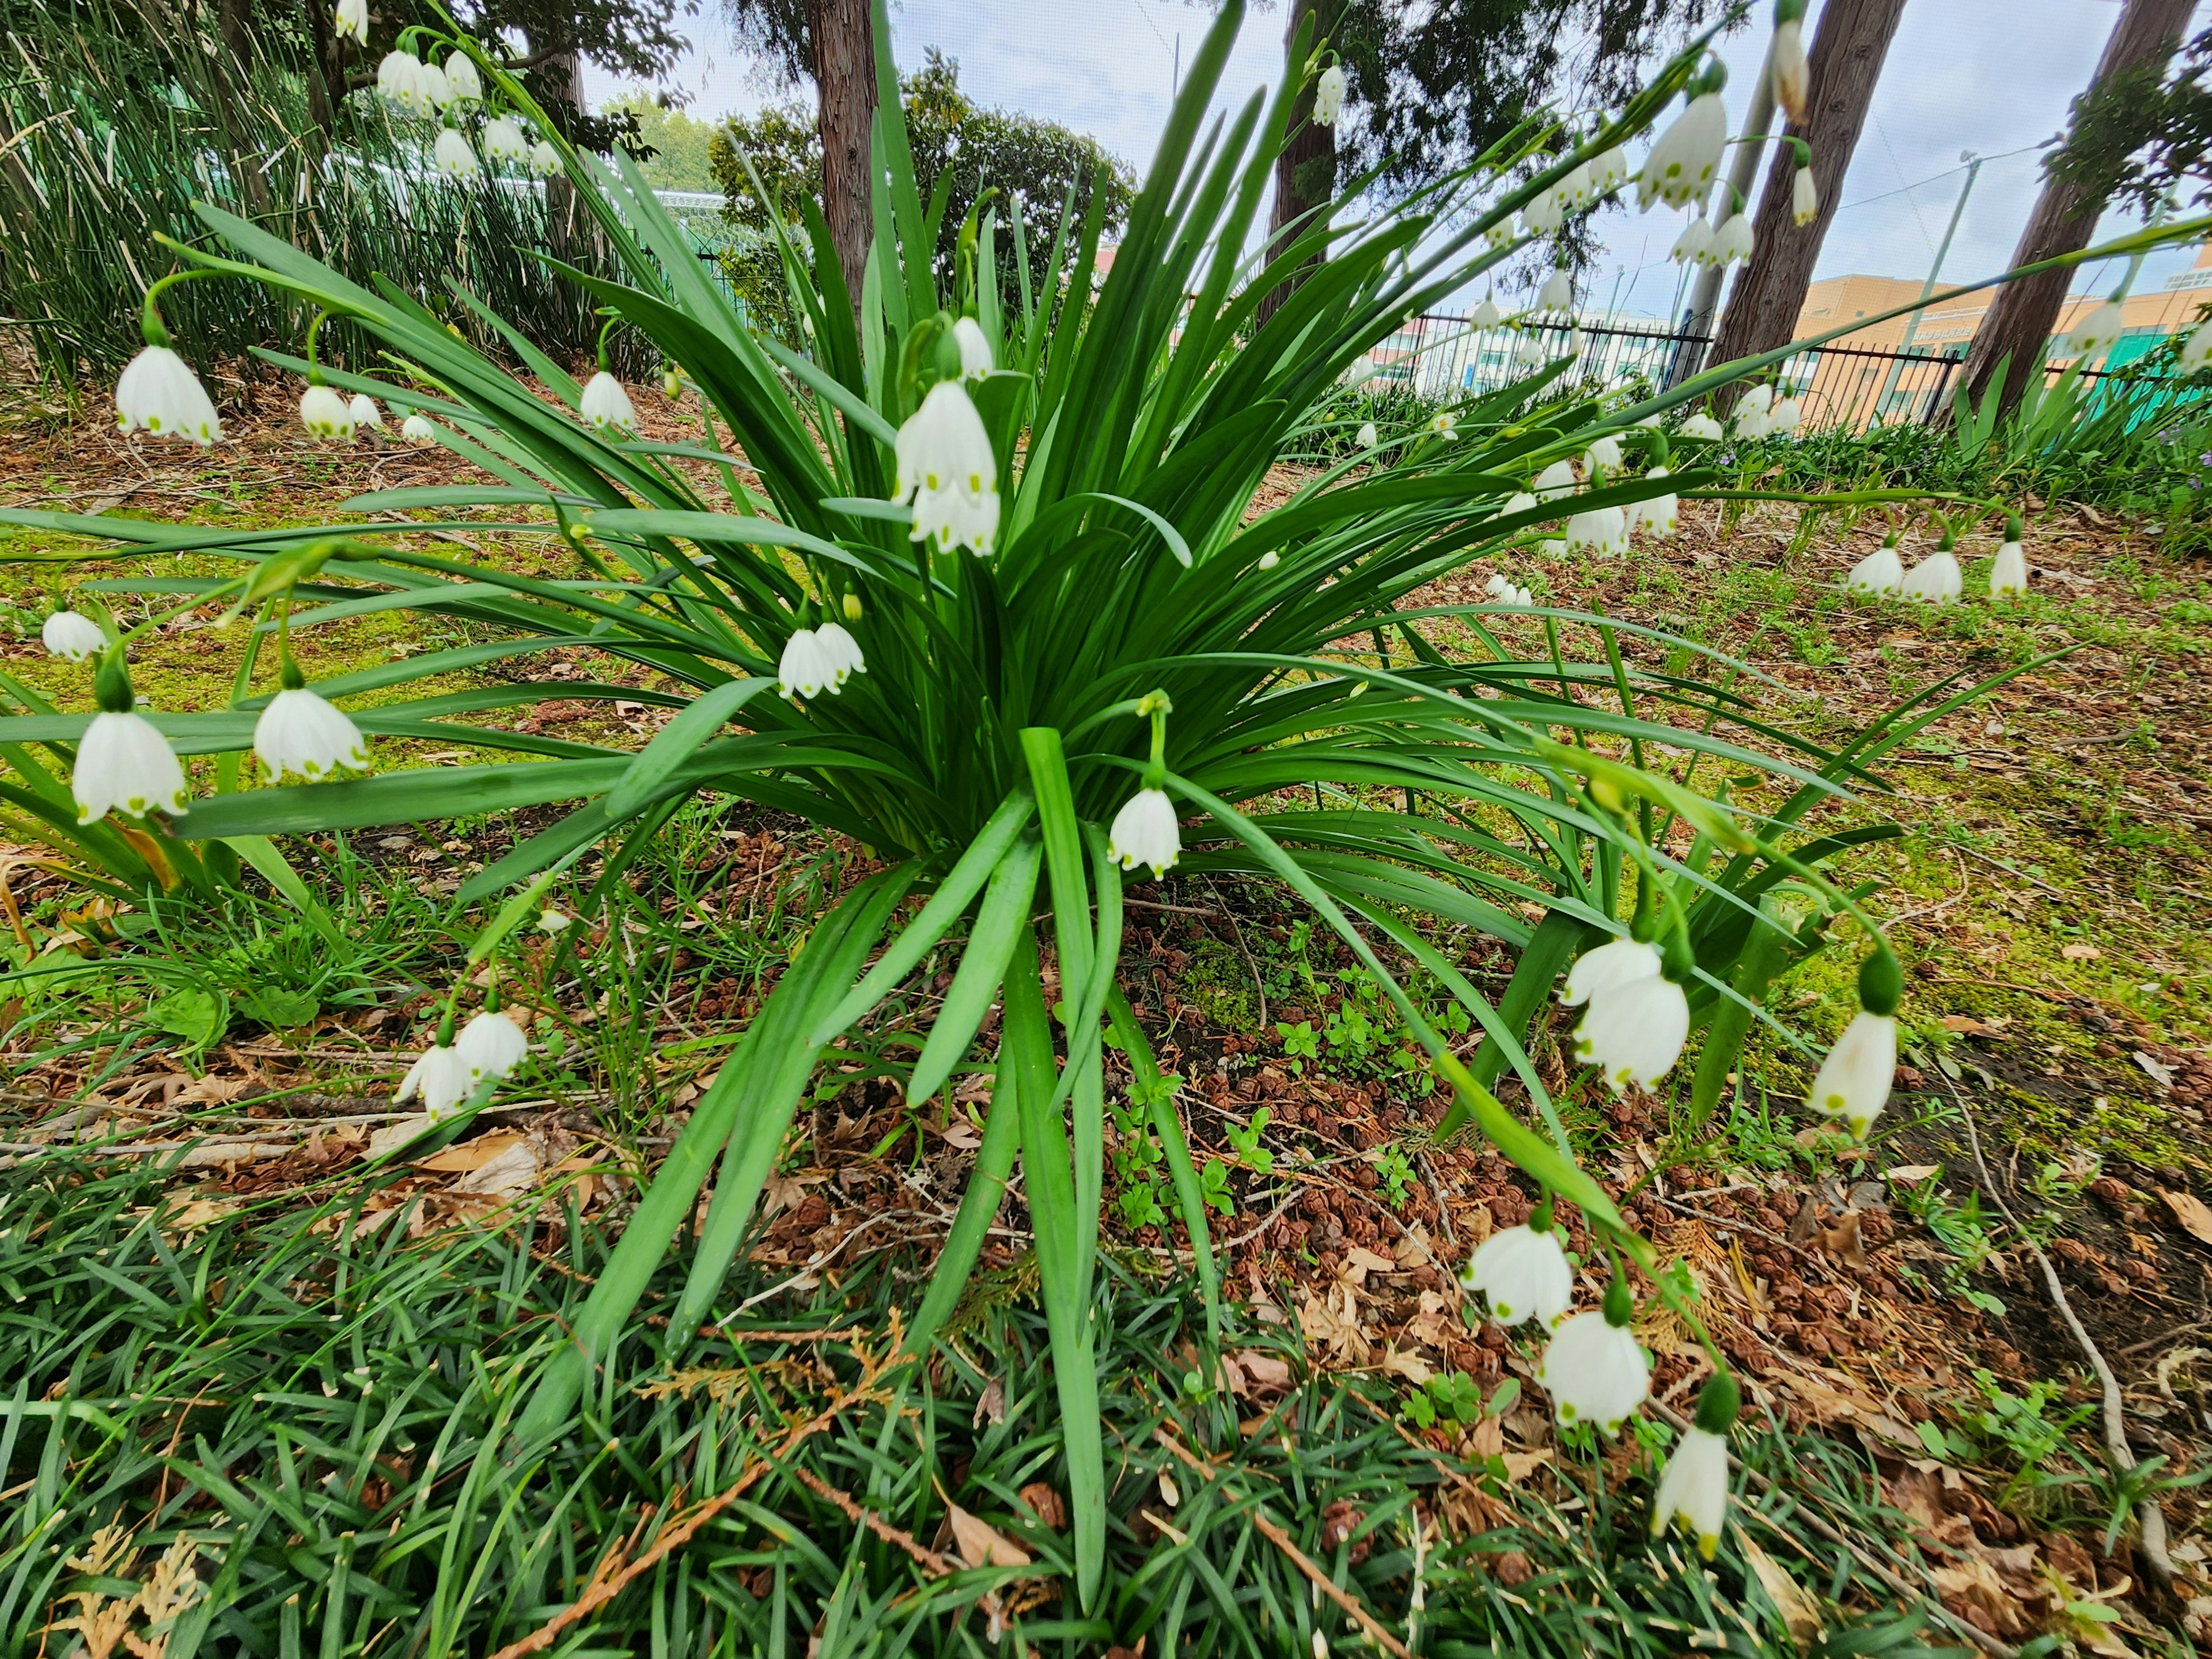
809 0 877 306
1953 0 2196 418
1257 0 1336 331
1707 0 1908 398
303 0 340 138
540 50 597 271
206 0 276 217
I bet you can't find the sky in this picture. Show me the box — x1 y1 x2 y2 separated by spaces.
586 0 2209 324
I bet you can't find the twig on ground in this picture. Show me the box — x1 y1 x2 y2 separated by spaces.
1946 1075 2176 1590
1155 1428 1414 1659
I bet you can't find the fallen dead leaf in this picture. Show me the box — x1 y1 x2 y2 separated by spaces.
2136 1052 2176 1088
1016 1483 1066 1530
1233 1350 1292 1394
416 1130 524 1173
1933 1554 2028 1638
1499 1449 1551 1483
165 1197 237 1230
1341 1245 1396 1283
2159 1189 2212 1248
368 1116 432 1158
2060 944 2103 961
170 1075 251 1107
1379 1344 1434 1386
452 1140 543 1197
1885 1164 1941 1184
175 1139 281 1170
946 1505 1032 1570
1744 1538 1824 1653
1939 1014 2003 1036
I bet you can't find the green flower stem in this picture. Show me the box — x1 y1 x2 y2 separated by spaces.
138 268 225 350
304 309 335 384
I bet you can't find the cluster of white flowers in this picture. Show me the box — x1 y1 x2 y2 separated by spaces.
895 379 1001 554
399 1007 530 1120
1849 529 1991 604
1312 62 1347 127
777 621 866 700
1483 572 1535 608
368 42 557 179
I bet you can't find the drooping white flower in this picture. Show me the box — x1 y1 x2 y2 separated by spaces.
1710 213 1754 266
1533 459 1577 501
1791 165 1819 226
1990 538 2028 597
952 316 994 379
1589 146 1630 196
1257 550 1281 570
1345 355 1377 385
417 60 452 112
1736 382 1772 425
539 908 573 933
1634 468 1678 535
1567 326 1585 358
1571 944 1688 1094
1312 63 1347 126
2066 300 2125 361
1771 11 1810 122
1521 192 1564 237
1768 395 1801 436
1540 537 1566 557
1553 161 1593 211
255 687 369 781
115 346 222 444
1807 1009 1896 1134
1500 490 1539 519
1472 293 1502 329
2181 321 2212 371
1670 214 1711 266
348 393 383 430
334 0 368 46
456 1010 528 1083
432 127 480 180
300 384 355 440
1638 91 1728 210
1561 937 1663 1008
1539 1310 1651 1431
580 371 638 435
895 378 1001 555
1678 411 1723 442
397 1041 474 1120
1846 543 1904 594
74 711 189 822
1355 421 1378 448
814 620 866 684
1429 409 1459 440
1538 268 1573 312
778 626 861 699
377 51 425 113
1460 1223 1573 1327
1651 1427 1732 1558
401 413 438 445
1899 550 1962 604
483 116 529 162
442 54 482 105
43 611 108 662
1734 403 1768 441
1584 434 1622 474
528 139 562 178
1565 503 1628 557
1486 219 1517 251
1512 332 1546 368
1108 788 1180 878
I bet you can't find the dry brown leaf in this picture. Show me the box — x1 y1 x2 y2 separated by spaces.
946 1504 1032 1569
2159 1189 2212 1247
1341 1245 1396 1283
1499 1449 1551 1483
1933 1555 2028 1637
1885 1164 1941 1184
367 1116 431 1158
1297 1285 1371 1366
416 1131 524 1173
170 1074 251 1107
174 1139 279 1170
452 1141 544 1197
1379 1344 1434 1385
166 1197 237 1230
2059 943 2102 961
1743 1538 1824 1654
1232 1350 1292 1394
1818 1211 1868 1270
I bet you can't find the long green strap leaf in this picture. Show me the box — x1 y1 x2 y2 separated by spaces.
902 1056 1022 1360
1107 984 1218 1344
903 837 1042 1108
603 677 775 819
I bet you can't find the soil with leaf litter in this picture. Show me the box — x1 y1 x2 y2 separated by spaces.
3 393 2212 1653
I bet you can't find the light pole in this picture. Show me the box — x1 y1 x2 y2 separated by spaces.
1876 150 1981 422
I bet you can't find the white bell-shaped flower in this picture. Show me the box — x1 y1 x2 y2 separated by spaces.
1561 937 1662 1007
581 370 638 435
1355 422 1378 448
1108 787 1180 878
483 116 529 162
813 620 866 685
1472 294 1502 328
952 316 994 379
1899 550 1962 604
443 54 482 105
417 60 452 112
348 393 383 430
1990 538 2028 597
539 908 573 934
895 379 1001 555
1739 384 1774 418
1538 269 1573 312
1563 940 1687 1094
1678 411 1723 441
116 345 222 444
1768 395 1801 436
2066 300 2124 361
2181 321 2212 370
1669 214 1711 266
1540 537 1566 557
1650 1427 1731 1558
778 627 854 699
1634 468 1678 535
1807 1009 1896 1134
1638 91 1728 210
1533 459 1577 501
1500 490 1539 519
1486 219 1517 251
334 0 368 45
1565 503 1628 557
1791 165 1819 226
300 384 355 440
1512 332 1546 368
401 413 439 445
1460 1223 1573 1327
528 139 562 177
397 1041 475 1121
1539 1309 1651 1431
1312 63 1347 126
1429 409 1459 440
1521 193 1564 237
74 711 190 822
1554 161 1593 211
457 1010 528 1083
1846 543 1904 594
1345 355 1377 386
432 127 480 180
1772 13 1810 121
43 611 108 662
1590 146 1630 195
377 51 425 112
255 687 369 781
1710 213 1754 266
1584 434 1622 474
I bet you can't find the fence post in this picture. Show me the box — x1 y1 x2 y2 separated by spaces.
1921 357 1958 426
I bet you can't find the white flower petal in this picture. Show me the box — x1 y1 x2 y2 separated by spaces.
1108 788 1180 878
1539 1310 1650 1431
580 372 638 435
254 687 369 782
73 711 190 823
1461 1225 1573 1327
456 1011 528 1082
43 612 107 662
116 346 222 445
1807 1010 1895 1134
895 380 1001 555
1650 1426 1731 1556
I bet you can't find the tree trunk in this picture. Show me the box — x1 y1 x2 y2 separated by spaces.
206 0 276 217
303 0 340 138
1257 0 1336 331
809 0 877 306
1707 0 1908 397
541 51 596 271
1953 0 2196 419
